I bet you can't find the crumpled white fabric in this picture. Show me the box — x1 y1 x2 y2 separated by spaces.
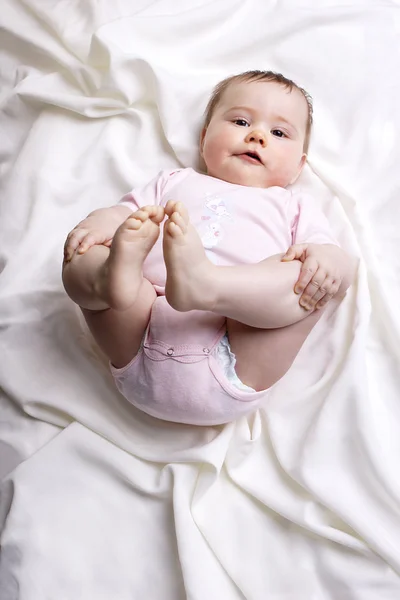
1 1 400 598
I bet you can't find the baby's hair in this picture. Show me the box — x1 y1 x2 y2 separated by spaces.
204 70 313 153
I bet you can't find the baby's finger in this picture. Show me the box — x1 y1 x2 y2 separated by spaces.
316 279 341 309
281 243 309 262
299 268 327 310
315 292 334 310
77 232 103 254
294 256 318 295
64 229 88 260
303 276 333 310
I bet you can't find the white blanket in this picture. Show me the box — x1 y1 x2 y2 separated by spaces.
1 1 400 598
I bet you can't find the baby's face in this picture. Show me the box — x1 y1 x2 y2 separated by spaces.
201 81 308 188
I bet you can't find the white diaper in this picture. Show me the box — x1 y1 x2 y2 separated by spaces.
215 334 256 393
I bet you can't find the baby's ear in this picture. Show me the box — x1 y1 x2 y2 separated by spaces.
296 153 307 176
199 127 207 155
290 154 307 185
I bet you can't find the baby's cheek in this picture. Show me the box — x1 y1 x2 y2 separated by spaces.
282 153 300 176
206 143 224 170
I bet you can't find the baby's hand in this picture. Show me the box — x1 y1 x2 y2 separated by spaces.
63 205 132 262
282 243 351 311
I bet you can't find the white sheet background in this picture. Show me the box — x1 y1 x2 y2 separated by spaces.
1 1 400 598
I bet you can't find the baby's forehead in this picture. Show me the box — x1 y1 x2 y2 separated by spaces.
220 80 306 113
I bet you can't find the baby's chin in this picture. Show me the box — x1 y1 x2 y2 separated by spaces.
208 166 285 189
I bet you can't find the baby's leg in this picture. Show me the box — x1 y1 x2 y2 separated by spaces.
227 308 328 391
163 201 312 329
162 201 342 392
62 207 163 368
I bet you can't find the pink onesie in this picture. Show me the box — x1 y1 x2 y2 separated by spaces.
111 168 337 426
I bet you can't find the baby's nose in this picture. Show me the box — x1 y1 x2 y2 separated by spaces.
245 129 266 147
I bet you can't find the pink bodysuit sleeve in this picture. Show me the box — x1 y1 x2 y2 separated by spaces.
118 169 181 210
290 191 339 246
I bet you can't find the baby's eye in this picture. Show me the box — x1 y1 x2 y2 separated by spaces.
233 119 250 127
272 129 286 138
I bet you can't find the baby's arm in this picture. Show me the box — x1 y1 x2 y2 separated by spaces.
282 243 357 311
64 204 132 262
286 191 357 311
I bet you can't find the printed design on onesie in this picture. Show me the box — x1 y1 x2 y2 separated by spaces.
198 194 233 259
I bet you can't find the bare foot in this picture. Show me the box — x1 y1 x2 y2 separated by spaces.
97 206 164 310
163 200 217 311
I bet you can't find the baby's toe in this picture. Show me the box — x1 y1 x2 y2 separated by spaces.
131 209 150 223
165 219 184 238
164 199 176 217
124 216 142 230
170 210 187 233
174 201 189 225
144 205 165 224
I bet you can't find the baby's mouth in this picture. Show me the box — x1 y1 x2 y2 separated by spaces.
236 151 263 164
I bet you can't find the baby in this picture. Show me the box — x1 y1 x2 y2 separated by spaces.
62 70 355 426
